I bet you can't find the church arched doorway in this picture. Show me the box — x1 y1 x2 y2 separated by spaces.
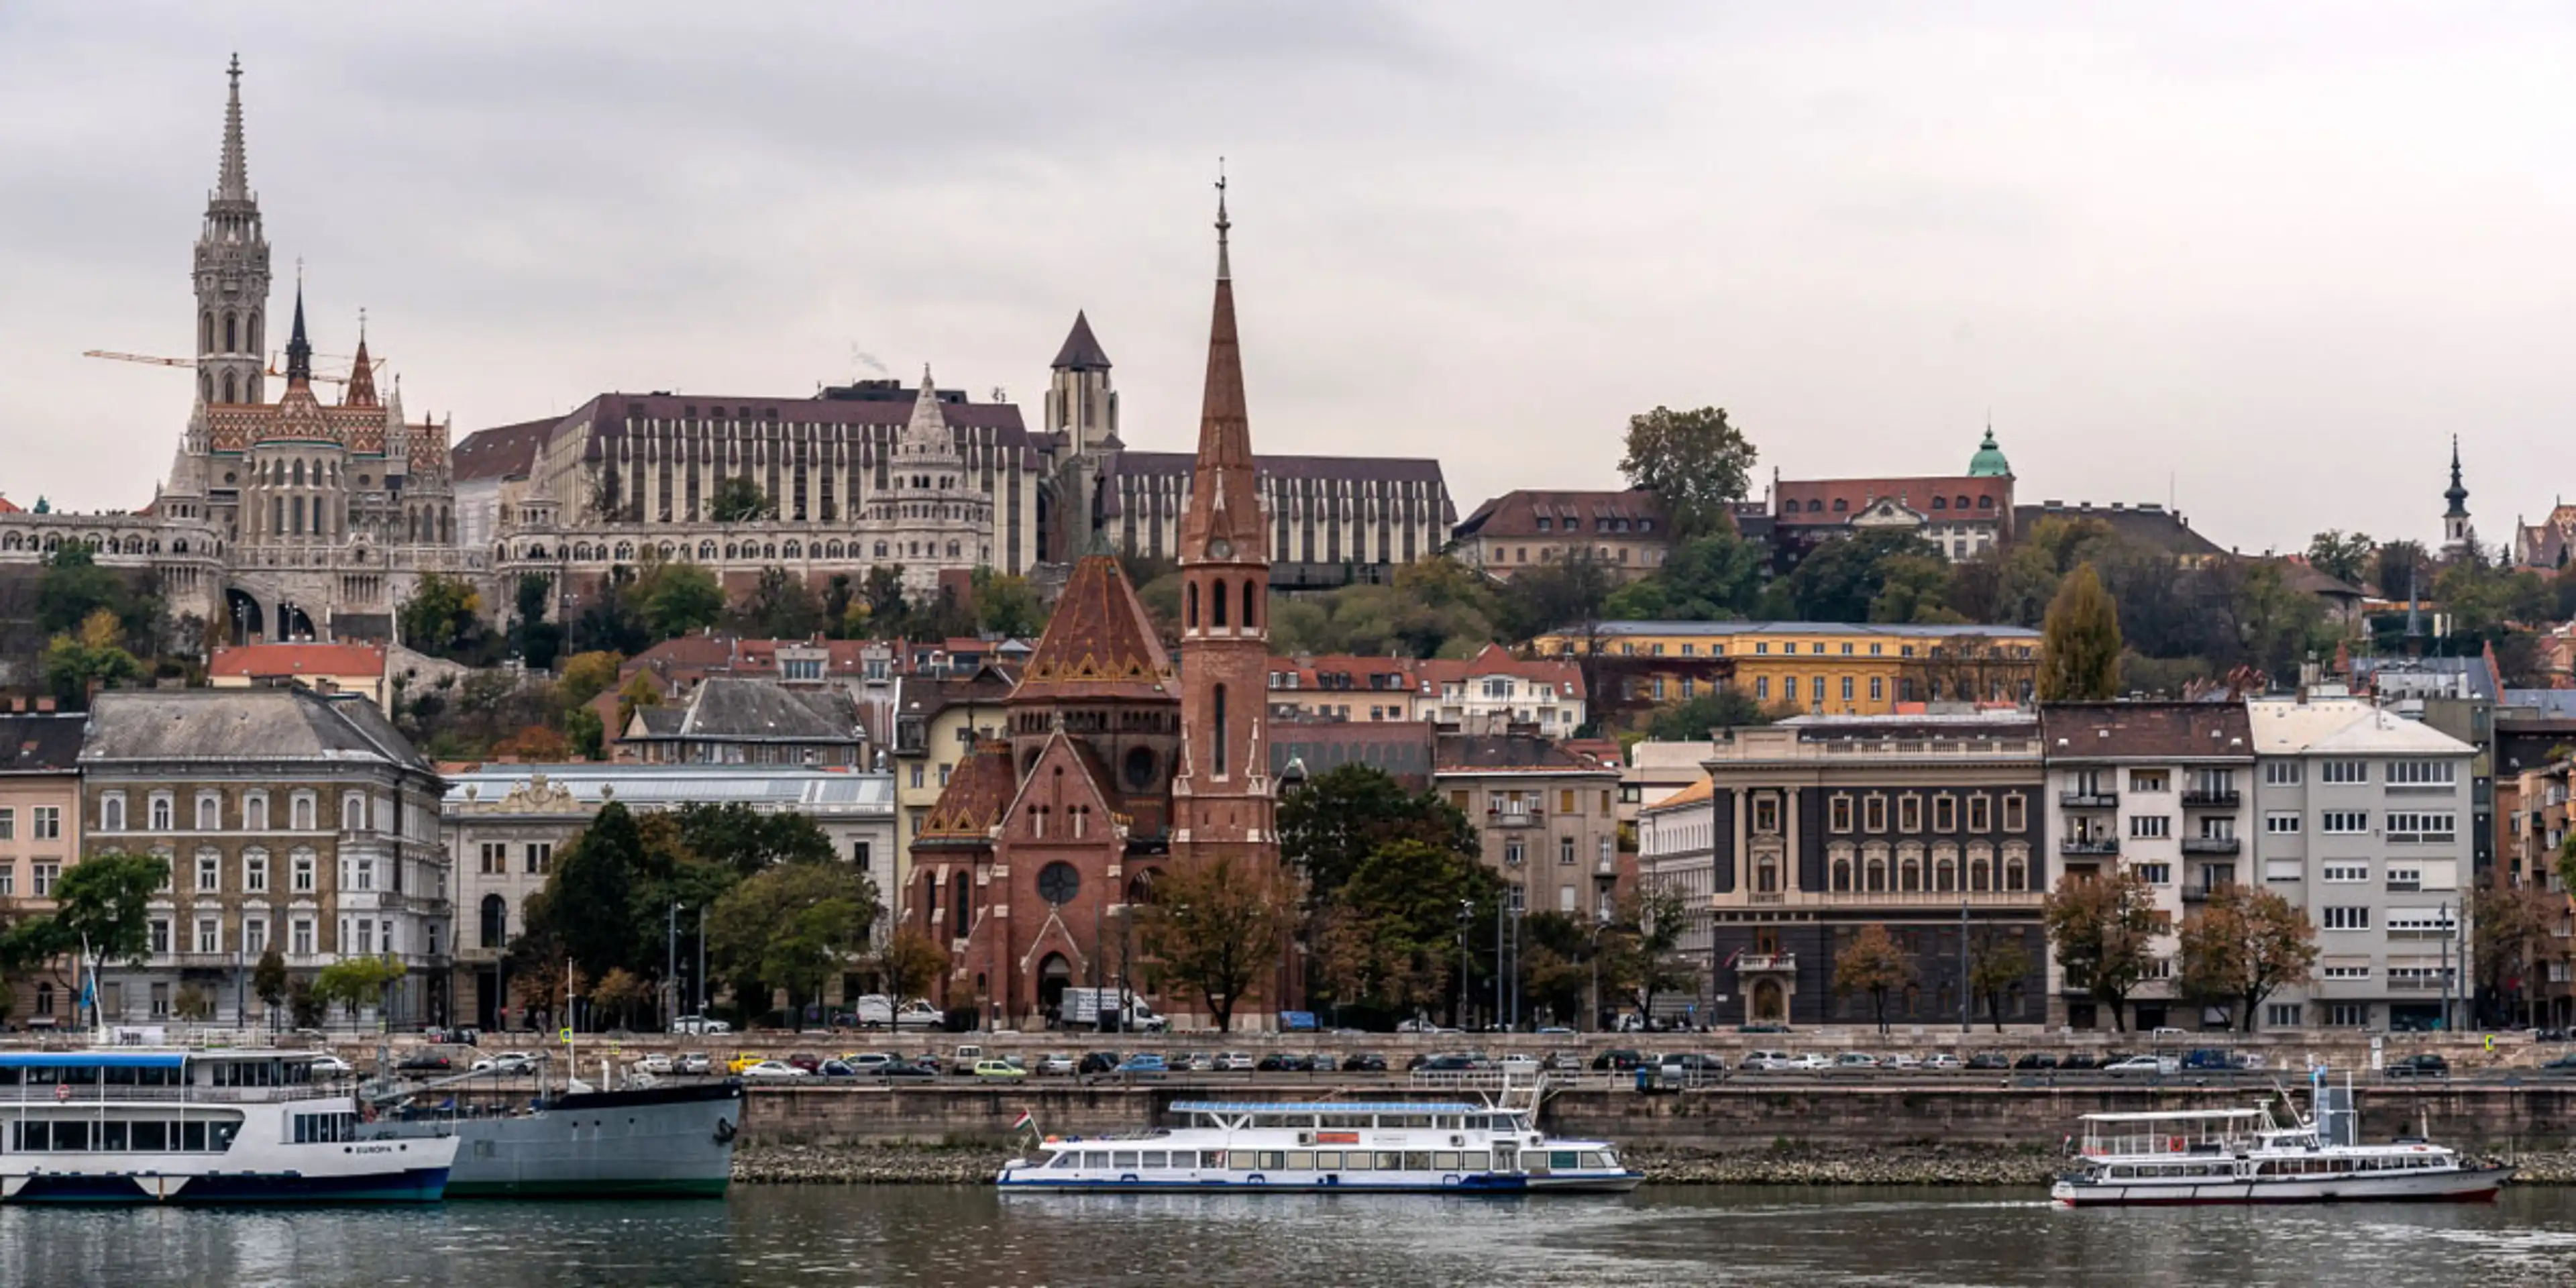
1037 954 1072 1025
1751 979 1787 1025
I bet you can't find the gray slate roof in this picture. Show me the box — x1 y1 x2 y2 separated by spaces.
650 678 864 745
0 714 86 773
80 688 431 771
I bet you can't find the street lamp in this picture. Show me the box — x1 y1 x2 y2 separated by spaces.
1456 900 1472 1030
666 902 684 1030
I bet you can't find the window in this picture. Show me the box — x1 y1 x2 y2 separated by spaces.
1898 797 1923 833
2134 863 2172 885
479 843 504 875
2320 812 2369 835
1754 677 1770 700
2387 760 2456 788
350 859 374 892
32 806 58 841
149 794 173 830
2129 815 2171 839
341 793 365 830
2265 761 2302 786
290 795 315 831
1504 840 1525 866
195 795 221 830
525 843 552 874
292 918 315 956
1864 797 1888 832
2320 760 2368 785
2386 908 2458 935
1559 837 1575 865
2327 1004 2369 1027
2266 1003 2303 1028
1968 796 1991 833
2129 771 2169 793
195 851 220 893
0 808 13 841
2001 796 2026 832
1870 676 1884 702
148 919 170 956
2321 906 2371 931
1830 796 1854 833
100 795 125 832
244 795 267 830
2385 866 2422 892
1841 676 1854 702
2266 812 2302 835
31 863 56 898
195 918 219 954
2322 863 2369 883
2383 813 2456 843
242 848 267 893
244 918 266 957
1933 796 1957 832
292 853 316 893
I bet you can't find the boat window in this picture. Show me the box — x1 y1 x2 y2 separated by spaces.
180 1121 206 1152
1461 1152 1491 1172
1437 1116 1460 1131
11 1123 42 1151
100 1122 128 1150
1049 1154 1075 1169
211 1122 237 1152
1375 1152 1400 1171
1434 1151 1460 1170
2111 1166 2135 1179
1323 1114 1367 1130
1142 1152 1168 1169
1580 1151 1609 1169
1229 1151 1257 1170
1404 1152 1434 1172
1287 1151 1314 1170
1550 1151 1578 1171
50 1122 90 1151
1341 1151 1369 1171
1201 1151 1227 1169
1082 1151 1108 1169
1113 1152 1139 1169
1315 1151 1341 1170
1257 1152 1284 1171
1599 1150 1618 1170
130 1121 167 1150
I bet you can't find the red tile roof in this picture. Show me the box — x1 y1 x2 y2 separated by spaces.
210 643 387 680
1418 644 1586 700
919 742 1017 843
1452 488 1666 541
1776 476 2008 525
1014 555 1172 701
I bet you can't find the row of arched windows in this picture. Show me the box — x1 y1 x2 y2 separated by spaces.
1183 578 1261 633
201 308 260 358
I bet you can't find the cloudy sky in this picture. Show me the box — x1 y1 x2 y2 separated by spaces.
3 3 2571 554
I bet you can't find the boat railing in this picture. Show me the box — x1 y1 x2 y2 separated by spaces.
1411 1070 1513 1091
0 1082 323 1105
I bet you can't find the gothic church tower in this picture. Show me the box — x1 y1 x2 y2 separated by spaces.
195 55 270 409
1171 181 1275 868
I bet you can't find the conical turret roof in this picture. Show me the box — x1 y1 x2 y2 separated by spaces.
1012 555 1173 700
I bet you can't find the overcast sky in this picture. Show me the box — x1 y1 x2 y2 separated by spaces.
4 3 2573 555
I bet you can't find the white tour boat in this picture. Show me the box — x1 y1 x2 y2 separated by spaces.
2051 1101 2510 1208
0 1049 456 1203
998 1088 1641 1194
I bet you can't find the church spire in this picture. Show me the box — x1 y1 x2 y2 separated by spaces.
342 308 377 408
1178 170 1261 566
284 275 312 387
217 54 250 203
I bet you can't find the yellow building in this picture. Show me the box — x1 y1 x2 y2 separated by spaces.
1533 621 2041 718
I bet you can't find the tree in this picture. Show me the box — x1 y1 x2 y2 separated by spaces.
615 671 663 734
570 574 651 657
42 851 170 1024
398 572 486 661
1495 547 1616 645
853 566 911 640
311 956 405 1022
252 947 289 1029
511 574 566 672
674 802 837 875
1831 923 1912 1036
2373 539 2432 601
44 608 143 709
1780 529 1943 624
1601 529 1765 622
1276 763 1478 903
1609 883 1698 1021
557 650 624 710
2044 871 2159 1031
706 859 880 1029
2176 885 2319 1032
1967 930 2032 1032
708 474 776 523
1138 855 1299 1032
2305 531 2375 586
590 967 654 1031
1310 838 1500 1023
733 566 822 639
37 542 134 638
1643 689 1770 741
875 926 951 1006
640 562 724 640
2475 883 2565 1027
1617 405 1758 538
971 568 1044 638
565 706 606 760
2039 563 2123 700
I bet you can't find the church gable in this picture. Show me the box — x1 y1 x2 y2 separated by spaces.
998 730 1122 845
920 742 1016 843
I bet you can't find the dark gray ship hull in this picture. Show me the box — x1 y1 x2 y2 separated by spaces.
364 1081 743 1198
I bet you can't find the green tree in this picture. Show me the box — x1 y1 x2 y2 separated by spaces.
36 542 138 639
1617 405 1758 538
2373 540 2432 600
564 706 605 760
1601 529 1765 621
523 802 659 981
640 562 724 640
1276 763 1479 904
570 573 651 656
706 859 880 1029
1607 883 1698 1021
674 802 837 875
2044 871 2159 1032
1780 529 1943 623
1137 854 1299 1033
399 572 487 661
1868 551 1964 625
312 955 406 1022
1310 838 1501 1023
875 925 950 1006
2305 531 2375 586
44 608 144 709
252 947 290 1029
1831 923 1912 1036
2176 885 2319 1032
557 650 624 710
733 566 822 639
1967 930 2033 1032
511 574 566 672
2039 563 2123 700
970 568 1044 638
708 474 776 523
1497 547 1616 644
1643 689 1770 741
2473 882 2563 1028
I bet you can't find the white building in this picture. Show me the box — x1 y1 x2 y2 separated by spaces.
1635 775 1717 1017
2249 692 2477 1031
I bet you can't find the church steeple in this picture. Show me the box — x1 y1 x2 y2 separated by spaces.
194 54 271 407
1177 172 1263 570
341 309 377 408
284 278 312 388
2443 435 2474 554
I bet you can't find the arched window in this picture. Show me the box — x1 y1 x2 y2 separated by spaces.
292 459 305 486
1864 857 1887 892
201 312 215 353
148 794 173 830
480 894 508 949
1935 859 1956 893
2004 857 2027 892
341 793 365 831
1831 859 1853 892
195 794 221 831
1211 579 1228 627
222 372 237 404
290 794 315 831
243 794 268 830
1212 684 1229 777
223 312 237 353
248 313 260 353
1970 859 1992 892
101 794 126 832
951 873 971 938
1185 582 1199 630
1242 580 1258 630
1899 857 1921 892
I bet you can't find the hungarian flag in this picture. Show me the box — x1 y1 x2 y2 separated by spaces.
1013 1110 1035 1133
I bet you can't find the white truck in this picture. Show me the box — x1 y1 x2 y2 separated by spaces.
851 995 944 1030
1061 988 1167 1033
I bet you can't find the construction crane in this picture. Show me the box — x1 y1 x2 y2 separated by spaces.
83 348 366 387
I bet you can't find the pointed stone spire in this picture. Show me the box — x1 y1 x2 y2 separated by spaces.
2445 435 2469 519
342 309 377 408
1050 311 1112 372
217 54 250 203
1179 172 1263 566
284 275 313 387
900 364 955 460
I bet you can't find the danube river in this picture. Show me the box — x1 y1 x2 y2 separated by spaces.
8 1186 2576 1286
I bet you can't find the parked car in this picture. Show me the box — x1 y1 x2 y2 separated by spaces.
671 1015 732 1036
1309 1053 1341 1073
850 995 946 1031
1785 1053 1832 1071
1035 1053 1077 1077
737 1060 810 1080
1966 1052 2012 1071
678 1053 712 1076
2182 1049 2235 1072
1660 1053 1726 1079
1592 1049 1646 1072
786 1053 823 1073
2056 1053 2100 1071
1738 1050 1793 1071
396 1051 455 1074
2149 1026 2187 1040
1342 1053 1389 1073
1255 1053 1307 1073
1077 1051 1123 1076
2538 1053 2576 1075
1922 1053 1962 1071
1395 1018 1454 1034
470 1051 539 1075
1179 1052 1217 1073
309 1054 354 1078
1214 1052 1257 1072
2102 1055 2174 1076
2012 1053 2060 1071
633 1053 676 1076
1880 1053 1921 1070
1546 1051 1586 1073
840 1052 896 1073
1114 1053 1169 1076
972 1059 1028 1081
815 1060 860 1078
1832 1053 1881 1071
877 1059 936 1079
726 1053 770 1075
1499 1054 1543 1075
2386 1053 2451 1079
1413 1053 1485 1072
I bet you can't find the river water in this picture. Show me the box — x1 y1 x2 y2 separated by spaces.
9 1185 2576 1287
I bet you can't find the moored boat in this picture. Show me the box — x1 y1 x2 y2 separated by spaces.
0 1049 455 1204
2051 1102 2510 1207
360 1075 743 1199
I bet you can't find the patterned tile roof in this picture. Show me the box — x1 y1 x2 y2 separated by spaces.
1012 555 1173 701
919 741 1016 841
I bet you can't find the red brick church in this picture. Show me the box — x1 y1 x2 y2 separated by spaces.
910 187 1289 1029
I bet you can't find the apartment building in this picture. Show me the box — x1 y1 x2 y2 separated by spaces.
1636 775 1717 1017
0 710 83 1026
1534 622 2040 717
2248 693 2478 1032
1436 731 1623 922
2039 702 2257 1030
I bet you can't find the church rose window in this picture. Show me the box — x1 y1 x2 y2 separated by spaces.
1038 863 1081 906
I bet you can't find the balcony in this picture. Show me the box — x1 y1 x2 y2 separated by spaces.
1487 808 1545 828
2387 975 2453 991
1735 952 1796 973
2059 791 2118 809
1764 889 2047 909
2061 838 2119 856
2181 837 2241 855
2182 789 2242 808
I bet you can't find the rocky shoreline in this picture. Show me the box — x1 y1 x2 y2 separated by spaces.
731 1139 2576 1187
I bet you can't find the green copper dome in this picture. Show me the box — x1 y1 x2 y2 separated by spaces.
1968 428 2011 478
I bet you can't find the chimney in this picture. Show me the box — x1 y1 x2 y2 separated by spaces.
34 698 55 713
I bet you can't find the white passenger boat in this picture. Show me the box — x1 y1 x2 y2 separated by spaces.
2051 1103 2510 1207
0 1049 456 1203
997 1088 1641 1194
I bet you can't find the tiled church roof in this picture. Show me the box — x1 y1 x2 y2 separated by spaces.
1012 555 1172 700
